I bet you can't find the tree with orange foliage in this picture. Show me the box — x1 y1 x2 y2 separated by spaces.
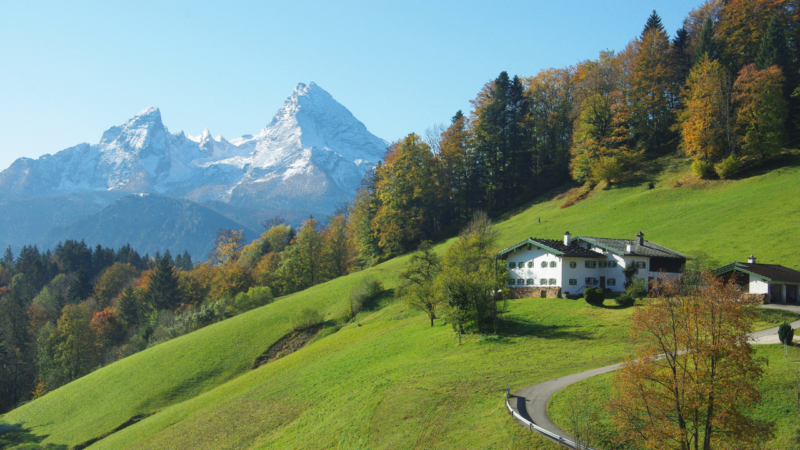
90 310 125 349
716 0 786 70
372 134 437 257
609 273 773 450
733 64 787 161
679 55 732 163
629 16 678 154
436 111 474 231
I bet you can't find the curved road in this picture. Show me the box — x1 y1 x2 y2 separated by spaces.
507 304 800 446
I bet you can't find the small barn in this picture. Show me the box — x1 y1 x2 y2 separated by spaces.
713 256 800 304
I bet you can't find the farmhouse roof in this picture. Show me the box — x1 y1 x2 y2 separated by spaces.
497 238 605 259
713 262 800 283
575 236 687 259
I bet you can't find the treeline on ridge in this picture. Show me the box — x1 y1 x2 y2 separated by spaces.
351 0 800 263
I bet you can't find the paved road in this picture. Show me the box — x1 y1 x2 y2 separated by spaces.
507 304 800 445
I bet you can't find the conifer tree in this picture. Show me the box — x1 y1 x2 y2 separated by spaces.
145 254 183 311
117 287 141 326
1 246 14 269
66 269 92 304
694 17 718 63
181 250 192 270
756 15 791 72
642 10 664 37
671 28 693 91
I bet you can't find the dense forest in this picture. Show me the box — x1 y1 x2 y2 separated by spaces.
351 0 800 263
2 0 799 414
0 213 357 413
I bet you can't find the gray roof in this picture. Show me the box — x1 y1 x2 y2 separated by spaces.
713 262 800 283
574 236 687 259
497 238 605 259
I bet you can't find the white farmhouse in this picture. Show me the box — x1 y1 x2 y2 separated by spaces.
497 232 687 298
713 256 800 304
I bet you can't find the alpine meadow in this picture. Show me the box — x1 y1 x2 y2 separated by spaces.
2 0 800 449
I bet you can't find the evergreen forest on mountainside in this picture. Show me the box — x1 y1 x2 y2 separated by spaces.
2 0 800 448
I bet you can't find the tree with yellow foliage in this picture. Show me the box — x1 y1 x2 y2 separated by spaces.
679 55 731 163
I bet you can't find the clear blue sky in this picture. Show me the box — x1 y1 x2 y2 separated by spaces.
0 0 700 170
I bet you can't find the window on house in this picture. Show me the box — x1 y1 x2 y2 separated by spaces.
569 279 577 286
585 261 597 268
549 278 557 285
540 279 547 285
541 261 548 268
607 278 616 286
636 261 647 269
508 262 516 268
527 261 533 268
549 261 557 268
570 261 577 268
517 279 525 285
609 261 617 268
526 279 534 285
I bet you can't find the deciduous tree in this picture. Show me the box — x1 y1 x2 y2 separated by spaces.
609 273 773 449
398 241 442 327
734 64 788 161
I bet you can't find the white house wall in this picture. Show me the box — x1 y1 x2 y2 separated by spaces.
750 279 769 294
505 247 562 287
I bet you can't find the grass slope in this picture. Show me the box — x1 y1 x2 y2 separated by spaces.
4 155 800 449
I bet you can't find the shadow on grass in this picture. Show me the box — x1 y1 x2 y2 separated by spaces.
0 423 67 450
497 317 595 341
732 150 800 179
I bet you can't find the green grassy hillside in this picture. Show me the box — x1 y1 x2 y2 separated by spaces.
4 156 800 449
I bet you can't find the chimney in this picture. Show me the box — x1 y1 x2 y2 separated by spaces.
748 255 756 264
564 231 571 246
636 231 644 246
626 241 634 253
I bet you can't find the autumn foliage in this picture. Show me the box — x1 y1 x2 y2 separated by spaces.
609 273 773 449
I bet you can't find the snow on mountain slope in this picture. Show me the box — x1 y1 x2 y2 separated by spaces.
0 83 388 215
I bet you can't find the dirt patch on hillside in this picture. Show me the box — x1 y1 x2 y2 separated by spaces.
72 413 153 449
560 183 597 208
252 326 322 369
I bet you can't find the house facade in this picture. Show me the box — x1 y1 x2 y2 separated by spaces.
497 232 687 298
713 256 800 304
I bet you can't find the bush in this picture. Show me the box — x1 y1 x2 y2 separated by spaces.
584 287 605 307
232 286 273 314
627 278 648 298
592 156 625 184
714 155 742 179
291 307 324 331
615 292 635 307
691 159 715 179
348 277 384 318
778 323 794 345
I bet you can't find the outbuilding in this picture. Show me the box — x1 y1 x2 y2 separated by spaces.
713 256 800 304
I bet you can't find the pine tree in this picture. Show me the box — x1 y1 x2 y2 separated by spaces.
755 15 791 72
65 269 92 304
694 17 718 63
642 10 664 37
145 254 183 311
672 28 693 89
181 251 192 270
117 287 141 326
1 246 14 269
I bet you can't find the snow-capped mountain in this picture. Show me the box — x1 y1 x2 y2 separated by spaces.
0 83 388 214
